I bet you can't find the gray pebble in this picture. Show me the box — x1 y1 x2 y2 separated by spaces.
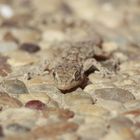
94 88 135 103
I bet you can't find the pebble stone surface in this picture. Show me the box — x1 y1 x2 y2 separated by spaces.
0 0 140 140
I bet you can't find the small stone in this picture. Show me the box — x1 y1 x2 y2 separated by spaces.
102 41 118 53
0 108 39 128
18 92 50 105
77 123 107 140
62 88 94 108
1 79 29 95
94 88 135 103
32 122 78 138
109 116 134 131
102 128 136 140
71 104 110 117
0 92 22 109
84 83 115 95
0 41 17 53
25 100 46 110
88 73 114 85
28 84 64 106
7 50 38 66
6 123 30 133
42 108 74 120
96 99 126 112
19 43 40 53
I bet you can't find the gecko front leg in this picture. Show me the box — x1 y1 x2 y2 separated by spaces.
83 58 112 77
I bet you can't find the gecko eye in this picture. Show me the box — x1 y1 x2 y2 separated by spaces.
74 71 81 81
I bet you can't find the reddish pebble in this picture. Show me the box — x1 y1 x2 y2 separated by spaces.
25 100 46 110
20 43 40 53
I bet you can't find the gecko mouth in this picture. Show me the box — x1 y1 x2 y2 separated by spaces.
57 78 88 93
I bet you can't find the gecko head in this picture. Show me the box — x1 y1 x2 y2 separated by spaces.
52 63 84 91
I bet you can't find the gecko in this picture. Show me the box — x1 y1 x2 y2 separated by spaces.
50 40 114 91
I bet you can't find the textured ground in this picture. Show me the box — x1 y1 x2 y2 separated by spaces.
0 0 140 140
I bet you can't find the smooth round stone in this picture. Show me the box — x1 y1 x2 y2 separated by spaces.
94 88 135 103
18 92 50 104
0 92 22 109
7 50 38 66
84 115 107 124
0 108 39 128
1 79 29 95
84 83 115 95
120 60 140 76
42 108 75 120
114 78 136 87
62 89 94 108
109 116 134 131
5 123 30 134
31 122 78 139
42 30 67 42
0 41 17 53
77 123 108 140
96 99 126 113
57 133 80 140
88 73 114 84
71 104 110 117
19 43 40 53
28 85 63 106
124 100 140 110
102 128 136 140
102 41 118 53
120 85 140 99
12 29 40 43
25 100 46 110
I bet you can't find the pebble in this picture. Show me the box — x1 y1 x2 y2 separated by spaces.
28 84 64 106
0 108 39 128
11 29 40 43
0 92 22 109
5 123 30 134
84 83 115 95
62 88 94 108
25 100 46 110
102 128 136 140
42 108 75 120
88 73 115 85
96 99 126 112
31 122 79 138
19 43 40 53
18 92 50 104
71 104 110 117
0 41 17 53
1 79 29 95
77 123 108 140
109 116 134 131
7 51 38 66
94 88 135 103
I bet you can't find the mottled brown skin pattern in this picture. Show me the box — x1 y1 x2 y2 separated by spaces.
52 40 111 90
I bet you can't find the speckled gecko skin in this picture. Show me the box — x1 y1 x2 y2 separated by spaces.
52 40 112 90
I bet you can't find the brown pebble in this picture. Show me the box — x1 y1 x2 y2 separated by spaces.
25 100 46 110
42 108 74 120
0 92 23 109
19 43 40 53
32 122 78 138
